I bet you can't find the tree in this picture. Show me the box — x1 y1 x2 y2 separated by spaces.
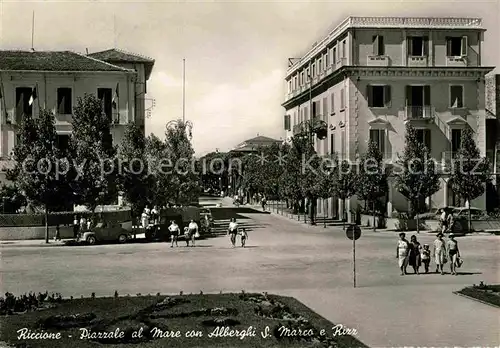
145 133 169 206
279 137 307 216
9 109 71 242
356 141 388 230
394 124 441 232
332 155 357 230
119 122 152 219
71 94 118 214
163 120 201 206
449 127 490 231
0 184 26 214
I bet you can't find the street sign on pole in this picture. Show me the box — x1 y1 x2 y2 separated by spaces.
346 224 361 288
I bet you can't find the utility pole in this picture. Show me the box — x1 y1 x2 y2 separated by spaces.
31 11 35 51
182 58 186 122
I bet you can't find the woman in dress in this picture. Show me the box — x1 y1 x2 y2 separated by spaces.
447 233 461 275
228 218 238 247
433 232 446 275
396 233 410 275
408 235 422 274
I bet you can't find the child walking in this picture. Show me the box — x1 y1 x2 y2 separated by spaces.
240 228 248 247
421 244 431 273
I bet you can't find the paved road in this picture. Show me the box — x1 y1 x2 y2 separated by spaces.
1 200 499 347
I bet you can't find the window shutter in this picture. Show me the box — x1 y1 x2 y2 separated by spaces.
407 37 413 56
372 35 378 55
380 130 386 155
367 85 373 107
461 36 468 56
323 98 328 120
424 85 431 106
405 85 412 106
330 133 335 154
423 37 429 56
446 37 452 56
424 129 431 151
379 36 385 55
341 89 345 109
384 85 392 107
331 93 335 114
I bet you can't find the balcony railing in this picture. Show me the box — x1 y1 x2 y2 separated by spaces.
405 106 434 120
446 56 468 67
336 58 347 68
407 55 428 67
367 55 390 67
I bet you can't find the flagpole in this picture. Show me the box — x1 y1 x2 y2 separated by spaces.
31 11 35 51
182 58 185 123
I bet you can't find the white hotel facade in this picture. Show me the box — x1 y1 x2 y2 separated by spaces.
282 16 495 219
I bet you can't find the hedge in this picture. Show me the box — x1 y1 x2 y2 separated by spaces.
0 210 131 227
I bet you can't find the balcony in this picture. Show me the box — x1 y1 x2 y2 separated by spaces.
367 55 390 67
407 56 428 67
446 56 468 67
293 117 328 139
336 58 347 68
405 106 434 120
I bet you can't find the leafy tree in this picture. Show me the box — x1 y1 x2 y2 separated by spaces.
119 122 152 219
332 155 357 230
356 141 388 230
279 138 307 215
145 133 169 206
10 109 71 242
449 127 490 231
163 120 201 205
71 94 118 214
0 184 26 214
394 124 441 232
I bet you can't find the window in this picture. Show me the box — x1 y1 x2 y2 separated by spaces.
415 129 431 151
322 98 328 120
294 111 298 126
340 130 346 158
333 48 337 64
311 63 316 77
300 72 304 85
446 36 468 57
16 134 21 146
451 129 462 152
325 52 329 67
57 88 72 114
318 58 322 73
330 133 335 154
342 40 346 58
330 93 335 115
367 85 391 108
15 87 33 119
97 88 112 120
372 35 385 55
312 101 318 118
340 89 345 110
408 36 428 56
305 106 309 120
369 129 385 155
306 68 310 80
56 134 70 151
449 85 464 108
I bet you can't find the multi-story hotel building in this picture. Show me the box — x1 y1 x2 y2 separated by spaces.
0 48 154 183
282 16 495 219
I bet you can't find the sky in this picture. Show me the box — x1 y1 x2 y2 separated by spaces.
1 0 499 156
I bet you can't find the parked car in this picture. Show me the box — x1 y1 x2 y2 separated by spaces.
417 206 488 233
78 222 131 245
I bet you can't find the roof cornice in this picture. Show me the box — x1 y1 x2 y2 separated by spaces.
286 16 485 78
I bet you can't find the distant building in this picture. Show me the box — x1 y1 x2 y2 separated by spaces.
230 135 282 153
485 74 500 209
282 16 494 219
0 48 154 183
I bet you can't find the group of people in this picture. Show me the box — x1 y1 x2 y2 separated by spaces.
397 232 462 276
227 218 248 247
439 208 456 233
168 219 199 247
140 206 160 228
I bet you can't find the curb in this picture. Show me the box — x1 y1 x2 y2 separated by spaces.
452 291 500 309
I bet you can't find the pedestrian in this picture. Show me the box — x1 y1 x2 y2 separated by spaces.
439 208 448 234
141 209 149 229
80 215 87 232
183 226 190 246
433 232 447 275
421 244 431 273
151 206 159 224
87 218 92 231
54 224 61 241
73 215 79 239
447 233 461 275
396 232 410 275
408 235 422 274
228 218 238 247
188 219 199 247
168 221 180 247
447 210 455 233
261 196 267 211
240 228 248 247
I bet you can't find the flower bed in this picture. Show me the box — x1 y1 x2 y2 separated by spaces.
455 282 500 308
0 291 368 348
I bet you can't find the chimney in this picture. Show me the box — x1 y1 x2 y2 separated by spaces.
86 48 89 54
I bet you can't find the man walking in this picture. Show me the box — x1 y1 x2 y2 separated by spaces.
168 220 180 247
187 219 199 247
